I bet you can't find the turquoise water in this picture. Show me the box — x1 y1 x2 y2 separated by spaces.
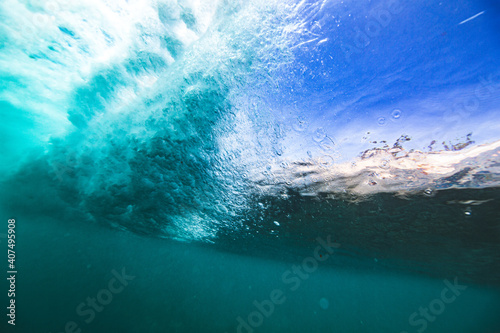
2 208 500 333
1 0 500 332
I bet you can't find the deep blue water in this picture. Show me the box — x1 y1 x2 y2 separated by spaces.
1 0 500 332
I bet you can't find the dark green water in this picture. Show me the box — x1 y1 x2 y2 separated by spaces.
1 187 500 333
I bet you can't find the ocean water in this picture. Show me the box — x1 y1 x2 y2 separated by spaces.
1 0 500 332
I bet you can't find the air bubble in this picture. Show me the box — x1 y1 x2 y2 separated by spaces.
273 176 285 185
319 155 334 167
216 204 228 214
280 161 289 169
391 109 402 120
319 136 336 152
319 298 329 310
273 221 280 226
464 207 472 216
33 13 50 27
377 117 387 126
292 117 308 132
45 1 61 12
313 127 326 142
379 159 390 169
424 188 434 196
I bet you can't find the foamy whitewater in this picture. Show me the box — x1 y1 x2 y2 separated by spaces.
1 1 500 332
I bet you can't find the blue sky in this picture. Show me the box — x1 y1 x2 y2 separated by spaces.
264 0 500 161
